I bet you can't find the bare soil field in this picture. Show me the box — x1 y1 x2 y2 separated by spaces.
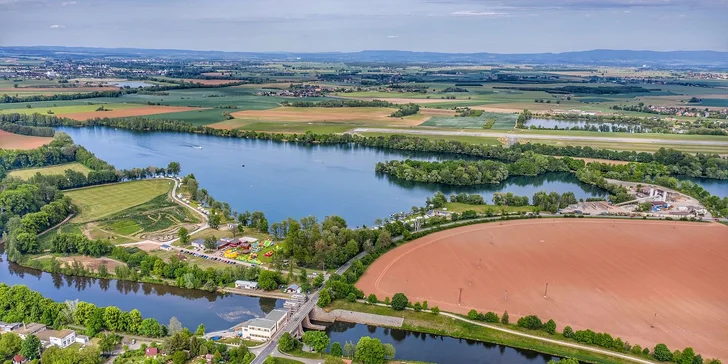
343 97 464 105
58 256 124 272
230 106 441 126
182 79 238 85
357 219 728 359
58 106 203 121
0 130 53 149
0 86 118 93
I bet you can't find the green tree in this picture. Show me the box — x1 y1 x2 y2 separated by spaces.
468 309 478 320
680 348 696 364
343 341 356 358
99 333 118 354
209 213 222 229
383 344 395 360
517 315 543 330
354 336 386 364
0 332 22 359
279 332 298 352
318 289 332 307
549 359 579 364
324 358 346 364
367 293 378 304
653 343 673 361
21 335 42 359
391 293 408 311
178 227 189 245
103 306 122 331
167 161 181 176
172 350 187 364
128 309 143 333
544 319 557 334
302 331 330 353
501 311 509 324
195 323 205 336
563 326 573 338
203 235 218 250
330 342 343 357
258 270 282 291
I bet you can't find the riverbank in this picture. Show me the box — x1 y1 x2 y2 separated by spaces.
326 301 652 364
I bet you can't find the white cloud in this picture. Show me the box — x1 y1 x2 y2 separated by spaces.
387 35 399 38
49 24 65 28
451 10 508 16
61 1 77 5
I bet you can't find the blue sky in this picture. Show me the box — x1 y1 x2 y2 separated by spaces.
0 0 726 53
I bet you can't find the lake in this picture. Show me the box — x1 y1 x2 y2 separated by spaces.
0 247 282 332
322 321 558 364
56 127 608 226
524 118 648 133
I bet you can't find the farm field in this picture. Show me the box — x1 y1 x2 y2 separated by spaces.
420 111 517 130
0 130 53 149
7 162 91 180
211 120 354 134
57 105 203 121
65 179 174 223
230 106 429 124
357 219 728 360
0 103 139 116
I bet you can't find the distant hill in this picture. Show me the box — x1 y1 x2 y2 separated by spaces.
1 46 726 68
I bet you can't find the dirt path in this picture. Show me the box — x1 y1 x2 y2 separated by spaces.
351 128 728 146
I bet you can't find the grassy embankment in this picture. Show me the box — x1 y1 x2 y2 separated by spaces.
328 301 649 364
443 202 533 214
7 162 92 179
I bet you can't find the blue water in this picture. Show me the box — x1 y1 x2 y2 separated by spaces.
56 127 607 226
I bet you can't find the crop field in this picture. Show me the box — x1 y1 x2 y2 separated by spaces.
65 179 173 223
420 112 517 130
0 130 53 149
357 219 728 360
0 103 139 116
7 162 92 180
226 106 442 127
210 120 354 134
142 108 233 125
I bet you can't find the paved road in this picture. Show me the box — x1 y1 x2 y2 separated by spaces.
351 127 728 146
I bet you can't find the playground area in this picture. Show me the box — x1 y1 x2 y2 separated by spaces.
356 218 728 360
217 239 280 265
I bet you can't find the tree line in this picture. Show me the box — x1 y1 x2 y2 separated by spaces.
390 103 420 117
280 99 395 108
0 122 54 137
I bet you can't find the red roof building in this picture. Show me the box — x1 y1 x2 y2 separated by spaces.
145 347 158 357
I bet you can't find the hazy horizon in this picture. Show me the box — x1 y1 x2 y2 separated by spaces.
1 0 727 53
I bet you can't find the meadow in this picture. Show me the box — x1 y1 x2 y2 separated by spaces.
7 162 91 180
65 179 173 223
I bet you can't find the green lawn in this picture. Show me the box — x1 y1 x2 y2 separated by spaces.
328 301 645 364
7 162 91 180
420 112 517 130
65 180 173 223
143 108 233 125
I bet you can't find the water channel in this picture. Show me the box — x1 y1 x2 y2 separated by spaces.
322 321 558 364
56 126 608 226
0 246 282 332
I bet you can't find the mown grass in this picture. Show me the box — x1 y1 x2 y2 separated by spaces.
443 202 533 214
328 301 646 364
7 162 91 180
65 180 173 223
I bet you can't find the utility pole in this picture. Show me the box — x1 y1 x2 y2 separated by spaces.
544 283 549 298
458 288 463 305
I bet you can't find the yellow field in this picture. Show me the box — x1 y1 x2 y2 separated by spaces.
65 179 173 223
7 162 92 180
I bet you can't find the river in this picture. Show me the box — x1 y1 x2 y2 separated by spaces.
56 126 608 226
0 247 282 332
322 321 558 364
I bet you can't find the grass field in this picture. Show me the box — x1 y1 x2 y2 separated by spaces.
213 121 354 134
0 103 139 116
443 202 533 214
420 112 517 130
65 180 173 223
7 162 91 180
0 130 53 150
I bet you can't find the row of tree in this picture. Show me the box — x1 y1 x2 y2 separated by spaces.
0 122 54 137
281 99 394 108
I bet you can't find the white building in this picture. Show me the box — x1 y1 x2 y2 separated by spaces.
37 329 76 349
235 280 259 290
241 309 289 341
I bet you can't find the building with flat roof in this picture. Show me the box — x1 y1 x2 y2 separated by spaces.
14 323 46 339
240 309 290 341
36 329 76 349
235 280 259 290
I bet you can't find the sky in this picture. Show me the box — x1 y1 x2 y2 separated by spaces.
0 0 727 53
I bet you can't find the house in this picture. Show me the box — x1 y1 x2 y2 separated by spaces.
12 355 25 364
235 280 259 290
145 347 159 357
239 237 259 244
0 322 21 333
36 329 76 349
160 244 171 251
14 323 46 339
286 284 302 294
75 335 90 344
191 239 205 249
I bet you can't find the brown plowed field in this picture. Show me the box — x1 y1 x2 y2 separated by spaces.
0 130 53 149
58 106 203 121
357 219 728 359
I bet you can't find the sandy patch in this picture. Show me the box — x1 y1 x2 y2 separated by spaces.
57 106 204 121
0 130 53 149
357 219 728 359
58 256 124 272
